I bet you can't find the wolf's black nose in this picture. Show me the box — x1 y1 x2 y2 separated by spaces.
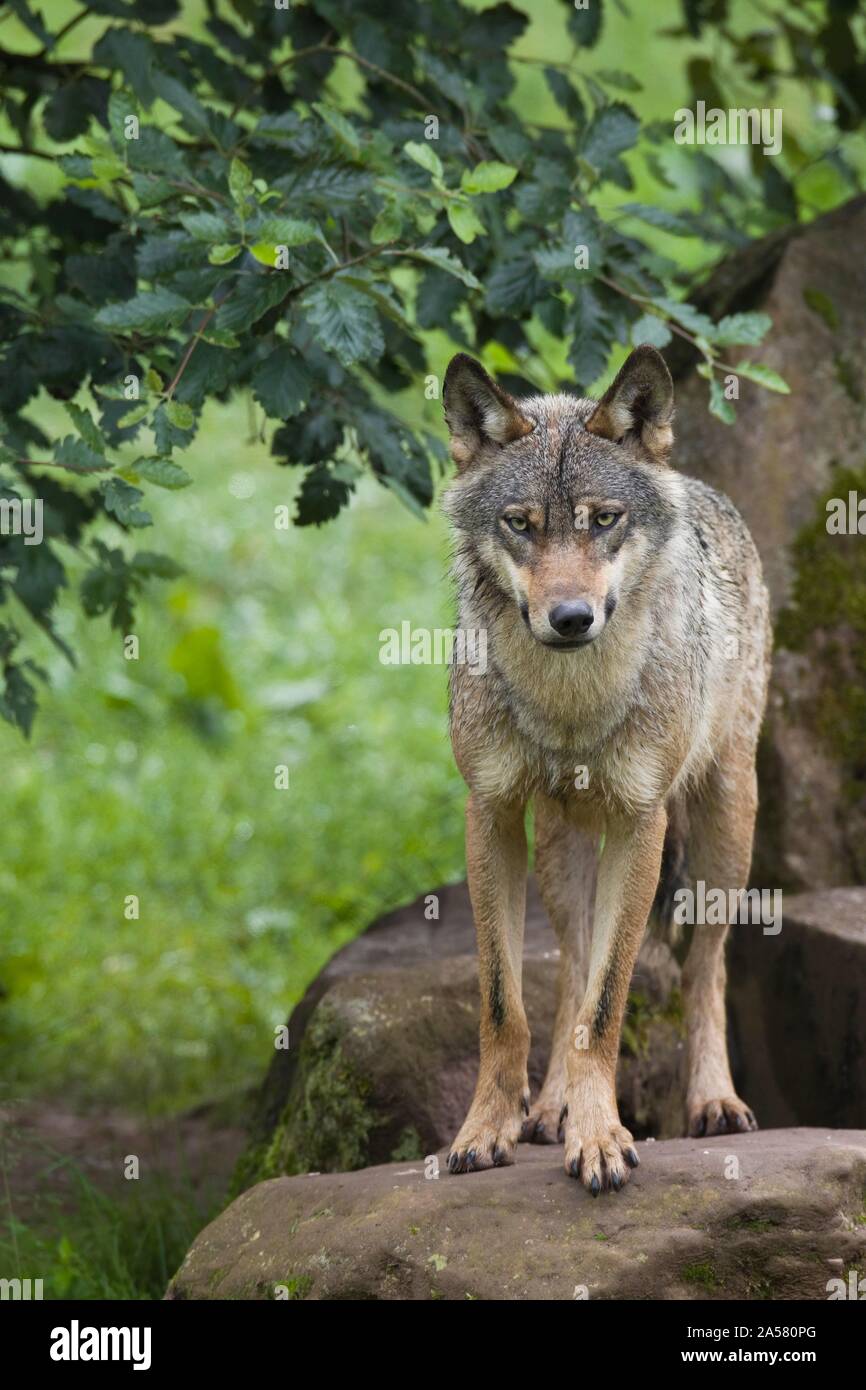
549 600 594 638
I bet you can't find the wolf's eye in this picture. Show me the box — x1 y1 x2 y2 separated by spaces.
506 515 529 534
595 511 619 529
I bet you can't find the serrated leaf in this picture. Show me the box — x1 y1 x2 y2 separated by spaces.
302 279 384 367
180 211 235 241
95 289 192 334
710 312 773 347
116 403 152 429
229 157 254 208
402 246 481 290
253 216 318 246
164 400 195 430
631 314 672 348
313 103 362 156
447 201 486 244
64 403 105 453
101 477 152 527
708 376 737 424
582 103 639 173
404 141 444 180
125 456 192 489
54 436 110 474
252 346 313 419
461 161 518 195
732 361 791 394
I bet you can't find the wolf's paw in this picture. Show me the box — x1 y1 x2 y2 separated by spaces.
688 1096 758 1137
520 1097 565 1145
563 1110 639 1196
447 1091 528 1174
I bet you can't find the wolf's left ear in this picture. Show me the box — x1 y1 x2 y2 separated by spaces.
585 345 674 463
443 353 533 468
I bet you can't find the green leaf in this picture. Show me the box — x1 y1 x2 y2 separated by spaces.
150 68 212 140
180 211 235 241
95 289 192 335
568 0 604 47
101 477 152 528
54 437 110 474
708 376 737 424
131 551 185 579
208 244 242 266
64 403 105 453
710 312 772 347
124 457 192 490
403 141 444 180
581 102 639 172
252 216 319 246
302 279 385 367
401 246 481 290
116 403 152 429
313 103 362 157
252 346 313 419
229 157 255 208
371 202 404 244
164 400 195 430
461 161 518 195
732 361 791 394
447 201 486 244
631 314 673 348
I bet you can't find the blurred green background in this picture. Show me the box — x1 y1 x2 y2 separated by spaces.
1 0 861 1297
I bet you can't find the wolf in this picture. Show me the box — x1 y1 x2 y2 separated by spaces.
442 345 770 1195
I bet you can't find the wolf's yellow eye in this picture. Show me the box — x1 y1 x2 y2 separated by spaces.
595 511 619 528
506 515 529 534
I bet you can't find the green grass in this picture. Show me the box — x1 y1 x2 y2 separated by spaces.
1 391 466 1117
1 1164 216 1301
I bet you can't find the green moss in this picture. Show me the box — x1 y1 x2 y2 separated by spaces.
776 463 866 807
390 1125 424 1161
230 1002 378 1194
681 1260 721 1290
274 1275 313 1300
620 987 685 1058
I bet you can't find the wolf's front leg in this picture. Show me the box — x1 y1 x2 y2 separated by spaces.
448 793 530 1174
563 806 667 1194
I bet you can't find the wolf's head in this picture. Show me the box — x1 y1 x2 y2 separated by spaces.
443 346 679 650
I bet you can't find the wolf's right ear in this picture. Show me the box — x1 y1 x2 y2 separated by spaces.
585 345 674 463
443 353 533 468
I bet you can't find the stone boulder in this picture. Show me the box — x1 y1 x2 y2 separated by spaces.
232 879 683 1194
729 887 866 1129
666 195 866 890
169 1129 866 1300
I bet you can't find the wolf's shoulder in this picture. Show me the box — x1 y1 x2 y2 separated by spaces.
677 472 753 540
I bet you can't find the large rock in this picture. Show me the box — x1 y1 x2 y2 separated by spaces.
667 195 866 889
169 1129 866 1300
729 887 866 1129
232 880 683 1194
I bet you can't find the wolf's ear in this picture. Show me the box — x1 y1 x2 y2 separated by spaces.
443 353 533 468
585 345 674 463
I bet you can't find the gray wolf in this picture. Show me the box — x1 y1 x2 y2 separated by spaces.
442 345 770 1195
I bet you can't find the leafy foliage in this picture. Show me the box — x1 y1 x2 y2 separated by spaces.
0 0 864 730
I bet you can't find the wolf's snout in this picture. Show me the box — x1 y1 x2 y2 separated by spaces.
548 600 594 638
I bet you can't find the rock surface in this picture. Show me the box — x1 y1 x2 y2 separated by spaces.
169 1128 866 1301
232 879 683 1194
729 887 866 1129
668 195 866 890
